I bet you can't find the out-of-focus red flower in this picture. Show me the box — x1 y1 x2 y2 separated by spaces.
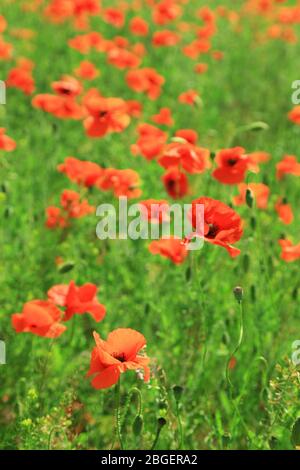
152 0 182 25
139 199 170 223
159 142 211 174
45 206 67 229
0 37 13 60
98 168 142 199
279 239 300 262
233 183 270 209
107 47 140 69
276 155 300 180
213 147 249 185
6 59 35 95
190 197 243 257
60 189 95 218
152 30 180 47
131 123 168 160
275 198 294 224
58 157 103 187
75 60 100 80
0 15 7 33
12 300 66 338
51 75 82 97
175 129 198 145
162 167 189 199
103 8 125 28
0 128 16 152
149 237 188 264
288 106 300 125
178 89 200 106
194 63 208 74
151 107 173 126
247 151 270 173
129 17 149 36
126 100 143 118
48 281 106 322
87 329 150 389
126 68 165 100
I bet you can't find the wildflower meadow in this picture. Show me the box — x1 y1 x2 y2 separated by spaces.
1 0 300 453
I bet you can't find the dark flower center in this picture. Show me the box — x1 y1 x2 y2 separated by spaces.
206 223 219 239
114 353 126 362
227 158 237 167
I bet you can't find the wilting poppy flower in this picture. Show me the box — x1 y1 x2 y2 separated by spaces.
279 239 300 262
83 91 130 138
149 237 188 264
213 147 249 185
159 142 211 174
87 329 150 389
151 107 173 126
126 68 165 100
98 168 142 199
58 157 103 187
75 60 99 80
131 123 167 160
48 281 106 322
129 17 149 36
162 167 189 199
139 199 170 223
175 129 198 145
276 155 300 180
0 128 16 152
12 300 66 338
288 106 300 125
178 90 200 106
233 183 270 209
275 198 294 225
190 197 243 257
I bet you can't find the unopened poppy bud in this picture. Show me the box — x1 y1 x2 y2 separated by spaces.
144 303 150 315
246 188 254 208
58 261 75 274
173 385 184 402
133 415 144 436
247 121 269 132
233 286 243 303
157 417 167 429
250 285 256 303
243 254 250 273
250 216 256 230
185 266 192 282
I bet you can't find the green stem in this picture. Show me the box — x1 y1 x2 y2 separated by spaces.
151 427 162 451
226 301 244 392
175 401 184 450
115 379 124 450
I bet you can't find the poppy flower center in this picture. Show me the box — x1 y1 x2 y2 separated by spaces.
114 353 126 362
227 158 237 167
99 111 108 118
206 223 219 239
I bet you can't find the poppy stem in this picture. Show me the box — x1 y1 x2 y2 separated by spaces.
115 379 124 450
226 300 244 393
175 401 184 450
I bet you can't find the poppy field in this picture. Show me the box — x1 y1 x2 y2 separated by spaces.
1 0 300 451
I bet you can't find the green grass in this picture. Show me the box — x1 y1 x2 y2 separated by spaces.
1 0 300 450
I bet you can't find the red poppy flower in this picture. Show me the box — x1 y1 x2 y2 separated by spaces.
126 100 143 118
175 129 198 145
276 155 300 180
178 90 200 106
45 206 67 229
0 15 7 33
190 197 243 257
213 147 249 184
279 239 300 262
6 59 35 95
139 199 170 223
194 63 208 74
107 47 141 69
126 68 165 100
275 198 294 225
158 142 211 174
233 183 270 209
12 300 66 338
247 151 270 173
32 94 84 120
152 30 180 47
103 8 125 28
0 37 13 60
48 281 106 322
131 123 168 160
151 107 173 126
75 60 99 80
148 237 188 264
162 167 189 199
98 168 142 199
0 128 16 152
288 106 300 125
87 329 150 389
129 17 149 36
152 0 182 25
58 157 103 187
60 189 95 218
51 75 82 97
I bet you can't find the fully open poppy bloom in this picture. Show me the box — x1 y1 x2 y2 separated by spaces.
48 281 106 322
51 75 82 97
139 199 170 223
126 68 165 100
12 300 66 338
279 239 300 262
87 329 150 389
190 197 243 257
32 93 84 120
158 142 211 174
151 107 173 126
162 167 189 199
131 123 168 160
58 157 103 187
83 92 130 138
275 198 294 225
149 237 188 264
98 168 142 199
288 106 300 125
182 39 210 59
233 183 270 209
0 128 16 152
213 147 249 184
276 155 300 180
194 63 208 74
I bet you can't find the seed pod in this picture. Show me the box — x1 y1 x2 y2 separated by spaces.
233 286 243 303
133 415 144 437
157 417 167 429
58 261 75 274
172 385 184 403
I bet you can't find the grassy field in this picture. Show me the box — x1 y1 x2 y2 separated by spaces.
1 0 300 450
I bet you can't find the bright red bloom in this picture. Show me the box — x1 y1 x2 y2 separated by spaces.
48 281 106 322
103 8 125 28
51 75 82 97
98 168 142 199
130 17 149 36
12 300 66 338
0 37 13 60
126 68 165 100
6 59 35 95
32 94 83 119
131 123 167 160
45 206 67 229
162 168 189 199
288 106 300 125
0 128 16 152
276 155 300 180
0 15 7 33
149 237 188 264
153 0 182 25
178 90 200 106
279 239 300 262
175 129 198 145
151 107 173 126
190 197 243 257
60 189 95 218
152 30 180 47
194 63 208 74
275 198 294 224
139 199 170 223
58 157 103 187
87 329 150 389
75 60 99 80
159 142 211 174
233 183 270 209
213 147 249 184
